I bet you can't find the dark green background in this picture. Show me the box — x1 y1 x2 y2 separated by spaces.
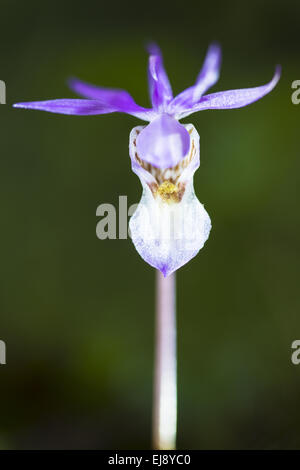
0 0 299 449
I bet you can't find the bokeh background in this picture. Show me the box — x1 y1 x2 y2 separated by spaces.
0 0 299 449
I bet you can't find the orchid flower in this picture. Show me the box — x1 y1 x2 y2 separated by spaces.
13 44 280 277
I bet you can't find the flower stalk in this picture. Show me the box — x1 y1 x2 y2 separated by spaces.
153 270 177 450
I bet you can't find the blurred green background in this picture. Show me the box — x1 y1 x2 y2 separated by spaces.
0 0 299 449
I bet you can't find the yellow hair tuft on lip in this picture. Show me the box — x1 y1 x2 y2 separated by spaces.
156 181 180 203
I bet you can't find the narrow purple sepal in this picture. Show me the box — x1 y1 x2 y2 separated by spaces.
147 43 173 112
170 43 221 113
68 78 155 121
13 99 116 115
176 66 281 119
136 114 190 169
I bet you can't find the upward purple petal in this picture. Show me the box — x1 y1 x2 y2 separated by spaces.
147 43 173 112
176 66 281 119
194 42 221 97
170 43 221 113
68 78 156 121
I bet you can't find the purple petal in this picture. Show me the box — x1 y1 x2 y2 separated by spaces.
13 99 120 115
176 66 281 119
194 42 221 95
170 43 221 112
68 78 156 121
147 43 173 111
136 114 190 169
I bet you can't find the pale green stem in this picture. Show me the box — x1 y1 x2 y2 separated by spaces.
153 270 177 450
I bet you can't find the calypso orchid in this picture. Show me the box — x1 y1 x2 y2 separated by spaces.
14 44 280 277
